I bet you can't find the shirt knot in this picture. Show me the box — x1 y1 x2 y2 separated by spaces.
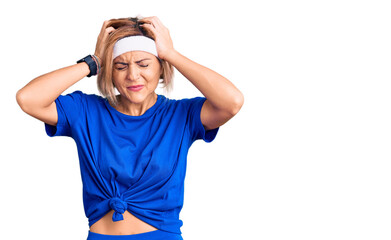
109 197 128 222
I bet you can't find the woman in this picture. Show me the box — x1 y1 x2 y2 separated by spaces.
16 16 244 240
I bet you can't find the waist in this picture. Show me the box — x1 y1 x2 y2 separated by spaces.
87 229 183 240
90 210 158 235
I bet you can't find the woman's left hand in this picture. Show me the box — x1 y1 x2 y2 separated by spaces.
139 16 175 61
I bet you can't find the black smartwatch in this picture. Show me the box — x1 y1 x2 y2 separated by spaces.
77 55 97 77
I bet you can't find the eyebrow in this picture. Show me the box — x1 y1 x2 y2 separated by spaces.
135 58 151 63
114 58 152 65
114 62 128 65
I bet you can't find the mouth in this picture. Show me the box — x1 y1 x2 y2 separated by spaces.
127 85 144 92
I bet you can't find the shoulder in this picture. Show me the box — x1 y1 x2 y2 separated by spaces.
59 90 107 110
69 90 105 103
159 95 203 114
162 95 205 108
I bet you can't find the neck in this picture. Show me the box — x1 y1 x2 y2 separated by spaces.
116 93 157 116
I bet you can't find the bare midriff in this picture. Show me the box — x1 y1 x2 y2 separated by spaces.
89 210 158 235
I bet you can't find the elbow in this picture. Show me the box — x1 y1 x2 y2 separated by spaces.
229 91 244 116
16 89 32 113
16 89 26 111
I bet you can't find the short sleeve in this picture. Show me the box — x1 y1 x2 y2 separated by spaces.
185 97 219 143
44 90 85 137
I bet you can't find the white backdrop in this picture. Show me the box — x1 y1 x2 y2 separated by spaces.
2 0 391 240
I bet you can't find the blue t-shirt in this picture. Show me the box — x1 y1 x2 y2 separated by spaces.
44 91 219 234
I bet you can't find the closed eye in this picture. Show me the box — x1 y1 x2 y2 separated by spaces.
114 60 150 69
114 62 128 70
136 59 151 68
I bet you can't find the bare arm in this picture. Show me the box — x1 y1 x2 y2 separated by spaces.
164 50 244 129
16 63 90 125
140 17 244 130
16 21 114 126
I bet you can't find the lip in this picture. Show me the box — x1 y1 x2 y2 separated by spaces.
127 85 144 91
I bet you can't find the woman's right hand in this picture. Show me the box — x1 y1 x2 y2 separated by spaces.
94 20 115 66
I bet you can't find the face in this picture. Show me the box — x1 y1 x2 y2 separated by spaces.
112 51 162 105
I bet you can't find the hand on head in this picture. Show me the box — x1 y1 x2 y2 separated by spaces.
94 20 116 65
138 16 175 61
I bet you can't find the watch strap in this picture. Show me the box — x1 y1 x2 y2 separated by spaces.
77 55 97 77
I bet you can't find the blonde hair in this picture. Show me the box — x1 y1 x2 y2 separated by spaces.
97 17 174 106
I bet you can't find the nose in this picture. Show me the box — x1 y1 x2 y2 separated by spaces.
126 64 141 81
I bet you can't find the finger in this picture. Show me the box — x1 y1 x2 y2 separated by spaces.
139 17 158 26
139 20 155 28
140 23 155 31
98 21 112 38
150 16 162 28
145 16 166 31
100 20 110 31
101 26 115 43
139 16 155 21
138 17 151 24
140 23 156 37
152 16 163 26
105 26 115 35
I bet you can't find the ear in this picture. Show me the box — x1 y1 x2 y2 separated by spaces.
160 68 164 79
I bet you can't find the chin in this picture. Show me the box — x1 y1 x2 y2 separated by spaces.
122 90 154 104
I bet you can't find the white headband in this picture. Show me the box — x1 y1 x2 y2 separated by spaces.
112 36 159 59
